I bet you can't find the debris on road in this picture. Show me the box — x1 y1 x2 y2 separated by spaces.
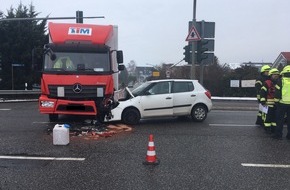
47 122 132 141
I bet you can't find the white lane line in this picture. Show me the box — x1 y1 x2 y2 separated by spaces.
32 121 51 124
209 124 258 127
0 109 11 111
242 163 290 168
0 155 85 161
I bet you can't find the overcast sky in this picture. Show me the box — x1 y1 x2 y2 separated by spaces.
1 0 290 66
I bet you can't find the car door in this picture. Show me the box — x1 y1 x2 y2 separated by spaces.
139 81 173 117
172 81 196 115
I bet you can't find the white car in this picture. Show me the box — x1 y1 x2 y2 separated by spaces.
111 79 212 124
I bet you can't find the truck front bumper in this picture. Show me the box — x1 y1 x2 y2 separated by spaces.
39 95 97 116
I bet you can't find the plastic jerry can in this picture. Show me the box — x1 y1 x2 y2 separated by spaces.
53 124 70 145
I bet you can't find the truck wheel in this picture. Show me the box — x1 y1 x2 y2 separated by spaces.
122 108 140 125
191 105 207 122
49 114 58 122
97 114 105 123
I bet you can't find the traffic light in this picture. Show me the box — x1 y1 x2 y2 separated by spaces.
196 39 209 63
183 45 192 63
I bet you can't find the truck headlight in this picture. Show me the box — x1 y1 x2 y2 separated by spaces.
41 101 55 108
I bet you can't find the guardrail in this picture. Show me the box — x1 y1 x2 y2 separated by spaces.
0 90 40 95
0 90 40 102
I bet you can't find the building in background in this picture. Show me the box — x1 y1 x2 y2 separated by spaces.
241 62 272 71
272 52 290 69
135 65 154 83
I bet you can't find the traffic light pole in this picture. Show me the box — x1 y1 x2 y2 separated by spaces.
191 0 197 79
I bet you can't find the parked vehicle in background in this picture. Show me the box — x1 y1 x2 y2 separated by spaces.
110 79 212 124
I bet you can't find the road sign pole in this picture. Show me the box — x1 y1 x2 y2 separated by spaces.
200 20 205 85
191 0 197 79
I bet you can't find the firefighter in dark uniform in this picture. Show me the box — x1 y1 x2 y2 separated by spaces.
273 65 290 140
260 68 280 133
255 65 271 126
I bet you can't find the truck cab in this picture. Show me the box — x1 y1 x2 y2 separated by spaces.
39 22 124 121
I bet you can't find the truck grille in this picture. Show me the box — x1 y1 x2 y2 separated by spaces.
48 85 105 99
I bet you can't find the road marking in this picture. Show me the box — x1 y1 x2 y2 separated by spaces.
209 124 258 127
32 121 51 124
242 163 290 168
0 109 11 111
0 155 85 161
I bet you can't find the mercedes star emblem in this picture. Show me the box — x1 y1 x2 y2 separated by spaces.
73 83 82 93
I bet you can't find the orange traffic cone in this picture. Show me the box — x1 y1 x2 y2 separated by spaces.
143 134 160 165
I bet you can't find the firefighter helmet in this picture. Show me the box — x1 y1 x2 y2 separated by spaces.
269 68 279 75
281 65 290 75
260 65 271 73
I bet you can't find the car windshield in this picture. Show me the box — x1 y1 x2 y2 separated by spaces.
44 52 110 73
131 82 151 96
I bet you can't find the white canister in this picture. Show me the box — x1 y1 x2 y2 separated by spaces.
53 124 70 145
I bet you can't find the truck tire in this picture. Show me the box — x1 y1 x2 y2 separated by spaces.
97 114 105 123
49 114 58 122
122 108 140 125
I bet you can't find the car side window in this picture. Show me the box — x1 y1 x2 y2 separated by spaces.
173 81 194 93
148 82 170 95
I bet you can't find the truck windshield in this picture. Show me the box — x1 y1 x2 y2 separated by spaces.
44 52 110 73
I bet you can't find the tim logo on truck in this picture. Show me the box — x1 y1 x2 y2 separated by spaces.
68 27 92 36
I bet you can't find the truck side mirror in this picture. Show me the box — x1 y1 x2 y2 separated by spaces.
118 64 125 71
117 50 123 63
50 53 56 61
44 45 56 61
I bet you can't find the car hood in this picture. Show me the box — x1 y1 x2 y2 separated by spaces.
125 87 135 98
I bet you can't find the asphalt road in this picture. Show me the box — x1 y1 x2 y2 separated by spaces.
0 101 290 190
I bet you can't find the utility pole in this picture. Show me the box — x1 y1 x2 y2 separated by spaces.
191 0 197 79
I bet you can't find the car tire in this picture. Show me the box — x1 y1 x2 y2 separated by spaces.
191 105 207 122
49 114 58 122
122 108 141 125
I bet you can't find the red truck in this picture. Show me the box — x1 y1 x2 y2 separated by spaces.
39 22 124 122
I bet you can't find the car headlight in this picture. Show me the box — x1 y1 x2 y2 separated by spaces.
40 101 55 108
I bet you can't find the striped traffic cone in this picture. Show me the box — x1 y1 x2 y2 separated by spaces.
143 134 160 165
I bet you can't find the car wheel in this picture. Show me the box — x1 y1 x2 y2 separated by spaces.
122 108 141 125
191 105 207 122
49 114 58 122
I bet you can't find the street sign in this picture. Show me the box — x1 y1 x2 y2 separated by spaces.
166 70 170 78
189 21 215 38
186 25 201 41
190 39 215 51
196 21 215 38
205 39 215 51
186 20 215 65
12 63 24 67
152 71 160 77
